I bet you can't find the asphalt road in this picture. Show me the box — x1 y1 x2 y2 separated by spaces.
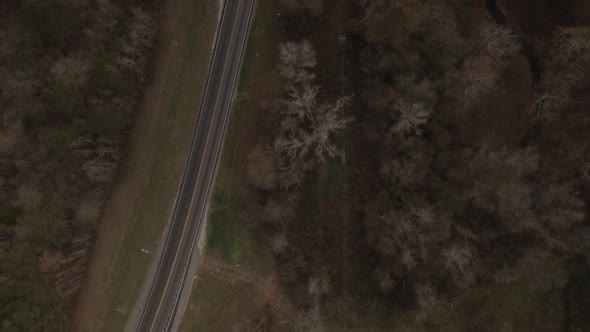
135 1 255 331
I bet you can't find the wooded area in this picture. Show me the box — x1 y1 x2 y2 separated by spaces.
238 0 590 330
0 0 156 330
3 0 590 330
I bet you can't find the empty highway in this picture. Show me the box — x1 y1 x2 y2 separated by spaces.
134 0 255 330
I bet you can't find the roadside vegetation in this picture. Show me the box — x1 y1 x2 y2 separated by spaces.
0 1 158 330
189 0 590 331
74 0 219 331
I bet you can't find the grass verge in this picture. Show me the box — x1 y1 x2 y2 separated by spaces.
179 0 282 329
97 1 218 330
191 0 280 274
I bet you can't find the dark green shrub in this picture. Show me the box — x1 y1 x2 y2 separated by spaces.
87 104 125 139
21 112 35 132
21 1 82 49
91 57 139 95
41 125 81 163
0 203 19 225
0 278 69 332
436 184 467 217
31 219 71 249
46 85 84 122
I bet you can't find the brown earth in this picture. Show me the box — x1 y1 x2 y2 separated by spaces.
180 259 295 332
203 257 295 318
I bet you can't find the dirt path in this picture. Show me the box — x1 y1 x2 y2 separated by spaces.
71 1 209 330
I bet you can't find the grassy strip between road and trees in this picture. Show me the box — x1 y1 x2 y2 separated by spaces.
179 0 284 330
93 1 219 331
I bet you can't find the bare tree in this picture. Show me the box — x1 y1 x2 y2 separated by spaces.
71 137 120 161
262 196 295 224
453 55 499 106
72 137 120 183
308 96 352 162
235 322 265 332
441 245 479 288
388 100 431 137
537 26 590 119
493 181 539 232
56 235 91 298
552 27 590 64
82 160 116 183
116 7 155 79
534 85 573 121
51 54 91 88
480 24 520 61
76 194 103 224
380 137 434 188
129 7 156 51
536 183 586 252
279 40 316 86
39 249 64 273
0 69 40 120
276 160 306 190
300 0 324 17
275 40 352 164
423 0 458 44
270 231 288 254
290 277 324 332
285 84 318 120
415 283 448 323
86 0 121 43
366 205 452 290
401 249 417 271
566 141 590 182
452 24 518 107
17 184 43 212
375 267 397 293
493 249 570 290
458 145 540 233
457 145 587 254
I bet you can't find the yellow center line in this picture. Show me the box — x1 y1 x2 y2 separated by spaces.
147 2 243 331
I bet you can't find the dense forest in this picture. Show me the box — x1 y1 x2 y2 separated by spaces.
0 0 156 330
240 0 590 330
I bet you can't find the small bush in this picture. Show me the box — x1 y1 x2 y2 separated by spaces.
46 84 85 122
436 184 467 216
87 105 125 139
31 219 71 249
21 1 82 49
21 112 35 132
91 59 136 95
0 203 20 225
